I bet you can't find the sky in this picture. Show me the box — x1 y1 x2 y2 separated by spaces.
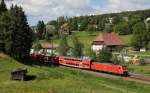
5 0 150 26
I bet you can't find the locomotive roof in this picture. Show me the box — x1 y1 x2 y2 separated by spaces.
63 56 83 61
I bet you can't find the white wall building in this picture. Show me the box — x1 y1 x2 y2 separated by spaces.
92 32 125 52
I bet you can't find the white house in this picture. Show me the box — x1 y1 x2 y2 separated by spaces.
31 43 58 56
92 32 125 52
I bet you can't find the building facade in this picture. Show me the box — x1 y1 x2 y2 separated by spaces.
92 32 125 52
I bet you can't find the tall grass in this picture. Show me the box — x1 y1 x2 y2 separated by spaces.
0 56 150 93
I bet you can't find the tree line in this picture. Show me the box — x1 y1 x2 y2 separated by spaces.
58 33 83 57
46 8 150 50
48 9 150 34
0 0 32 59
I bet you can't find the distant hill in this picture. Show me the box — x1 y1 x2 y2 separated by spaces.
48 8 150 33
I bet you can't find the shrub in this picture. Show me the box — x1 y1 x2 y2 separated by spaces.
98 47 112 62
112 55 120 65
139 58 146 66
88 49 97 61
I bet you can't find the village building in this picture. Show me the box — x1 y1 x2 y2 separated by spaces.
146 18 150 22
30 43 58 55
92 32 125 52
108 17 113 24
60 23 71 35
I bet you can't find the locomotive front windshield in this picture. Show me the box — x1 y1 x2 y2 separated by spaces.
122 66 128 70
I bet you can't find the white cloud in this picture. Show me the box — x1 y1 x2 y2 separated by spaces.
6 0 95 25
6 0 150 25
106 0 150 12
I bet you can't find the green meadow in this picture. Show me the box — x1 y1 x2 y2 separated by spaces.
0 54 150 93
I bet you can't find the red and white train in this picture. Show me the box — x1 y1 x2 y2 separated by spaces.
31 53 128 76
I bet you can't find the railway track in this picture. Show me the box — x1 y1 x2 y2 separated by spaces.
60 66 150 85
128 73 150 84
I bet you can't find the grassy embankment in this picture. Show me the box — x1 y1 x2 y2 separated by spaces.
0 54 150 93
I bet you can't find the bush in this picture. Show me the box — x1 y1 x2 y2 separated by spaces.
139 58 146 66
112 55 120 65
72 35 83 57
114 22 131 35
98 47 112 62
88 49 97 61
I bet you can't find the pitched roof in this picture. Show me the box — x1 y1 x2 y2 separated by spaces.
32 43 58 49
94 32 124 46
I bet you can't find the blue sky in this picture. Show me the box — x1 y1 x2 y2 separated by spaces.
6 0 150 26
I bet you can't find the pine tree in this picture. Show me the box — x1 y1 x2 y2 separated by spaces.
0 4 32 59
0 0 7 15
36 20 46 40
0 0 7 51
7 5 33 59
0 11 13 54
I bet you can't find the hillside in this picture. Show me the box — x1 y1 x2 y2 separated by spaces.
50 31 132 52
0 54 150 93
48 8 150 33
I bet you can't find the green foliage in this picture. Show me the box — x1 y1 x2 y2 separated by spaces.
34 43 42 52
36 20 46 40
114 22 131 35
0 0 7 51
139 58 146 66
88 49 97 60
69 18 78 31
78 17 88 31
58 33 68 56
47 9 150 34
131 22 149 50
11 6 32 59
87 25 96 35
0 3 32 59
112 55 120 65
112 16 123 25
148 42 150 50
104 23 113 33
98 47 112 62
0 11 12 53
0 57 150 93
128 15 143 27
0 0 7 15
72 35 83 57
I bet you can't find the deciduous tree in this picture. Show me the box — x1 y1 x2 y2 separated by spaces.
98 47 112 62
131 22 149 50
72 35 83 57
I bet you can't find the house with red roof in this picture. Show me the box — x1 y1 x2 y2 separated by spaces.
92 32 125 52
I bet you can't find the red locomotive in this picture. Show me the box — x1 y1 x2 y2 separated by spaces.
58 56 128 76
31 53 128 76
